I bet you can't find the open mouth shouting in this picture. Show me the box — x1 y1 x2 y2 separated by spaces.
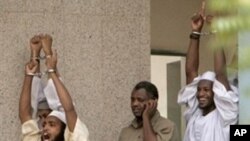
42 132 50 141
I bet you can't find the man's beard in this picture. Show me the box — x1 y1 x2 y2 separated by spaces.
53 129 65 141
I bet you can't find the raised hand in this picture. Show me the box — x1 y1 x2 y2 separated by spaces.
41 34 53 56
45 49 57 70
25 60 38 75
191 1 206 32
30 35 42 59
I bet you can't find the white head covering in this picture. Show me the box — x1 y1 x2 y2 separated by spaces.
200 71 216 82
48 110 66 124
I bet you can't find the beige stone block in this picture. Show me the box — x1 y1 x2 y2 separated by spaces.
25 0 62 13
0 0 26 12
105 0 149 16
63 0 105 15
100 15 150 140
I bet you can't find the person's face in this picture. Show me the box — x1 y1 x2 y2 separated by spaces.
37 109 51 129
42 116 64 141
131 88 150 118
196 80 215 109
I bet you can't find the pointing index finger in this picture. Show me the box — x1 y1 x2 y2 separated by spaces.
200 1 206 18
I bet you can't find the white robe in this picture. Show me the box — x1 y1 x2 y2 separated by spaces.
178 75 239 141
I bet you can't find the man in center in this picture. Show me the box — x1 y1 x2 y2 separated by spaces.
119 81 179 141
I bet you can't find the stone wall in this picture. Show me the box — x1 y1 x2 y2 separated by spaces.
0 0 150 140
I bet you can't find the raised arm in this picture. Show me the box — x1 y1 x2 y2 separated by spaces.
214 48 231 90
186 1 206 84
19 61 38 124
19 35 41 124
45 50 77 132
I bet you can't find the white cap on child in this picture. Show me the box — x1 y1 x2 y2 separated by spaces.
48 110 66 124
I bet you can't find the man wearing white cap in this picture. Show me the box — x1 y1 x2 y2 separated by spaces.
177 2 238 141
19 34 89 141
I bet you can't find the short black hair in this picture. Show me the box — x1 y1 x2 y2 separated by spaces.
132 81 159 99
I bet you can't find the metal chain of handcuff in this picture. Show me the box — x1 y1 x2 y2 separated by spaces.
192 30 217 36
26 55 56 77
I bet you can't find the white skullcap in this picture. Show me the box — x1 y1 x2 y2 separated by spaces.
200 71 216 82
48 110 66 124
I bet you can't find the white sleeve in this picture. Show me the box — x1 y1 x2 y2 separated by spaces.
213 79 239 126
31 76 44 118
21 119 41 141
43 78 63 111
64 118 89 141
177 77 200 122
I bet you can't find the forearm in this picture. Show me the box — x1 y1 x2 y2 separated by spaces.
49 72 75 112
214 48 226 75
186 37 200 84
19 76 33 124
49 72 77 131
143 116 157 141
187 1 204 83
214 49 231 90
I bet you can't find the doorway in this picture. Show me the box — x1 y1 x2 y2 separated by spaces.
151 55 185 139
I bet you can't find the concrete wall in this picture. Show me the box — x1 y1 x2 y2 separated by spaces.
0 0 150 140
